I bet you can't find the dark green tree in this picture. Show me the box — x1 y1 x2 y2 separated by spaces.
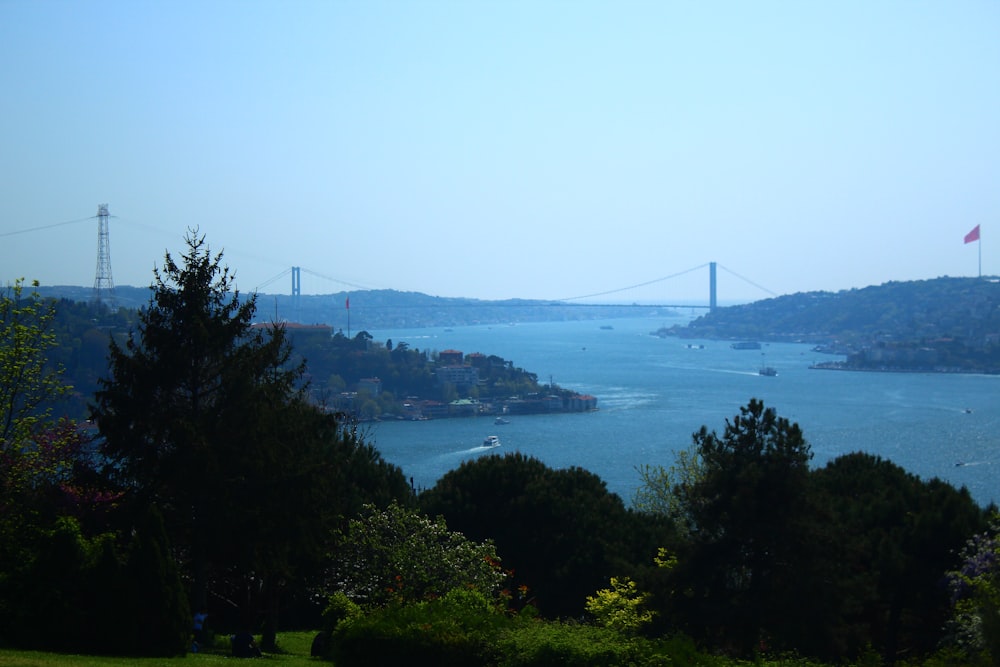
420 452 655 618
93 232 294 613
662 398 818 656
119 504 190 657
92 233 412 649
812 452 988 662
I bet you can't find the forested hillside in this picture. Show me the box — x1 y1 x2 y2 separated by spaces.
40 298 589 422
659 276 1000 372
34 284 676 330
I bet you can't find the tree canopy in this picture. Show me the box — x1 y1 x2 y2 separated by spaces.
420 452 661 618
636 399 990 661
91 232 410 646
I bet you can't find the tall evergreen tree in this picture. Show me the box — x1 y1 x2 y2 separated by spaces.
92 233 411 648
91 233 308 612
668 398 817 656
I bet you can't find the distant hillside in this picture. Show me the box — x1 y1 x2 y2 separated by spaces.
35 290 606 423
657 276 1000 372
34 285 678 330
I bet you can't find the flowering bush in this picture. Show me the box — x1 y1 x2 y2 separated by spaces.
324 502 508 607
946 515 1000 660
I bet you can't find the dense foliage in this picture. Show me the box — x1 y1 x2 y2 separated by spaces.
691 400 816 653
420 452 669 618
4 257 996 664
811 453 989 660
946 516 1000 662
322 502 507 608
0 279 70 445
295 331 572 419
328 587 693 667
90 233 411 650
636 401 990 662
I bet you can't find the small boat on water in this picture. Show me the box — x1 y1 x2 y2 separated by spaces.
494 416 511 425
731 341 762 350
759 366 778 377
483 435 501 448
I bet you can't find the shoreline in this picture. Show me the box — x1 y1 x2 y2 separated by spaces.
810 362 1000 376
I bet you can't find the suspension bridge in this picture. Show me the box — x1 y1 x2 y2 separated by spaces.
254 262 778 313
4 206 779 312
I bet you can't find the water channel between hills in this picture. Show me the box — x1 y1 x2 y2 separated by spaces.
364 315 1000 507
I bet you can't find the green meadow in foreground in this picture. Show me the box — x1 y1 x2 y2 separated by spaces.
0 632 318 667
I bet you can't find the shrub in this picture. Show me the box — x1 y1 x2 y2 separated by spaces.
0 506 188 657
585 576 656 635
330 588 509 667
321 590 362 632
498 621 679 667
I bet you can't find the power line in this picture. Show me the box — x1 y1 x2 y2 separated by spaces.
1 216 95 237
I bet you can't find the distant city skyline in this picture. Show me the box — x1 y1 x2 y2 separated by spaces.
2 1 997 303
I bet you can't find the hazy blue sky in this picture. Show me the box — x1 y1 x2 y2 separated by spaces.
2 1 997 304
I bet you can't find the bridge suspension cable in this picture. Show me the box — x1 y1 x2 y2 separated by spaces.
299 267 377 291
556 263 711 302
716 264 778 298
255 268 293 292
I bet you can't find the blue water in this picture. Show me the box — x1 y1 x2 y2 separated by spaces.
365 316 1000 507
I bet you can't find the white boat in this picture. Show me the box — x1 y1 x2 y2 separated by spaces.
483 435 501 448
494 416 511 425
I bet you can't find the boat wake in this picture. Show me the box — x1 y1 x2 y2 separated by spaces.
435 445 503 461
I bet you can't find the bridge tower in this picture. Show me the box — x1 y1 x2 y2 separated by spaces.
709 261 717 312
291 266 301 321
92 203 116 308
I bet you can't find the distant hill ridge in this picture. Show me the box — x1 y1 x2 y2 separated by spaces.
672 276 998 344
33 285 678 330
659 276 1000 373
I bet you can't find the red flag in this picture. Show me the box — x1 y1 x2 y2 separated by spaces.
965 225 981 244
345 297 350 310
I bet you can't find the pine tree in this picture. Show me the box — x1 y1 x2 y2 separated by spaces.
92 231 303 613
92 232 411 649
672 398 815 656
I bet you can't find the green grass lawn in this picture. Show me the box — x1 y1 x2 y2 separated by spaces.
0 632 322 667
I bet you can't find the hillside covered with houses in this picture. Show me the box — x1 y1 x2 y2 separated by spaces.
241 324 598 421
654 276 1000 373
38 301 596 422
